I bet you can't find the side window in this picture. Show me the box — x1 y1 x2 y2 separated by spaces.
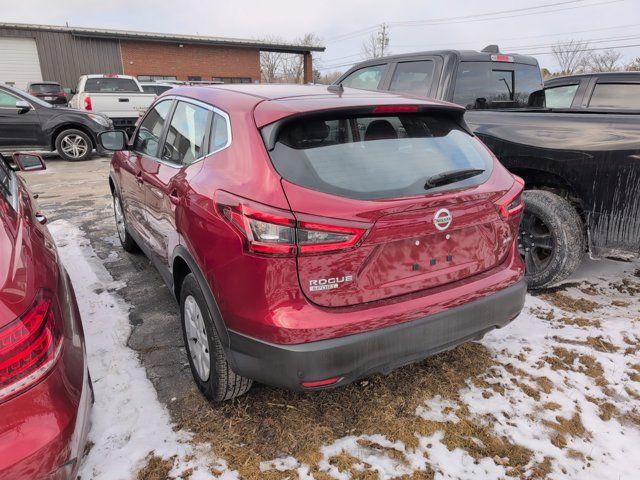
162 101 210 165
388 61 435 96
133 100 173 157
544 84 579 109
210 111 230 152
340 65 386 91
0 91 18 108
589 83 640 109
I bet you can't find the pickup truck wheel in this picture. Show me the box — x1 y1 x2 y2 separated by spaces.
519 190 585 289
180 274 252 402
55 129 93 161
112 192 139 252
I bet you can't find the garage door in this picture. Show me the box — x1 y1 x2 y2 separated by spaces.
0 37 43 90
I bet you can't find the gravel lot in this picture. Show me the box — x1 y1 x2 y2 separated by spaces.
23 155 640 480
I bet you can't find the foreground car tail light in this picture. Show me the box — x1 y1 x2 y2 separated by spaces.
297 222 366 253
0 290 63 402
497 175 525 219
223 204 296 255
217 192 368 256
84 96 92 111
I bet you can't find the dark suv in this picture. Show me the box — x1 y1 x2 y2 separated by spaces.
0 84 111 161
101 85 526 401
27 81 68 106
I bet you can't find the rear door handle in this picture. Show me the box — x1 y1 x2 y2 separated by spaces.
118 98 130 102
35 213 47 225
169 189 180 205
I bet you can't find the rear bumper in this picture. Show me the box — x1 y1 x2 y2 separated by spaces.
228 278 526 390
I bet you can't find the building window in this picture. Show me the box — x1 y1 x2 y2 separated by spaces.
213 77 252 84
188 76 202 82
137 75 178 82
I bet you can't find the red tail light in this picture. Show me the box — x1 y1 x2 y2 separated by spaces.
301 376 342 389
497 175 525 219
0 290 63 402
216 192 368 256
373 105 419 114
84 96 92 111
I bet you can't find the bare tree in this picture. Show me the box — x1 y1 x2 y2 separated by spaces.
317 71 343 85
583 49 622 72
551 40 589 75
627 57 640 71
260 33 323 84
260 36 287 83
361 24 390 60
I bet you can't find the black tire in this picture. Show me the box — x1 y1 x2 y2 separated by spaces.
520 190 586 289
112 191 139 253
180 274 252 402
55 128 93 161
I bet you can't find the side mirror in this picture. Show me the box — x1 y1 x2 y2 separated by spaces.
98 130 128 151
15 100 31 112
13 153 46 172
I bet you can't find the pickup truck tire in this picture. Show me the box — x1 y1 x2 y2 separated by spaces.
520 190 585 289
180 274 252 402
55 129 93 161
112 191 139 253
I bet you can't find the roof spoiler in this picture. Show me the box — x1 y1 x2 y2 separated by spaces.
481 45 500 53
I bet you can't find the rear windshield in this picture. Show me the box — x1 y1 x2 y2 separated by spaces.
85 78 140 93
268 113 494 200
453 62 543 110
30 83 61 93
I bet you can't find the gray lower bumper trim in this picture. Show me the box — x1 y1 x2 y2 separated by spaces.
228 279 527 390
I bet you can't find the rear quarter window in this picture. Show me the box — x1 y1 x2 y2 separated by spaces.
589 83 640 109
268 113 494 200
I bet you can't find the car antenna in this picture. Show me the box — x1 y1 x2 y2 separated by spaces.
327 83 344 96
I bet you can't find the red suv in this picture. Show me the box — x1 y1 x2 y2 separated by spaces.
101 85 526 402
0 154 91 479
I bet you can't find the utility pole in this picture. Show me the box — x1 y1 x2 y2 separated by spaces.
377 23 390 57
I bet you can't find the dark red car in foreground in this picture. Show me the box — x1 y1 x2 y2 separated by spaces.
101 84 526 401
0 153 91 479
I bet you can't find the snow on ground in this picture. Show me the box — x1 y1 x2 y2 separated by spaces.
259 259 640 479
50 216 639 479
49 220 232 480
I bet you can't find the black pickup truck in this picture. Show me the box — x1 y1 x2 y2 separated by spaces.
336 50 640 288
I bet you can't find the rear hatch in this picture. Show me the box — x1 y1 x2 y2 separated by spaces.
260 106 522 308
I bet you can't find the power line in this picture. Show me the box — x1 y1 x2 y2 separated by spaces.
325 0 621 44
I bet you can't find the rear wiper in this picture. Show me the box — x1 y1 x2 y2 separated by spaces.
424 168 485 189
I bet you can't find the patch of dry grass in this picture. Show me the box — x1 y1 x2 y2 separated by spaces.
171 343 545 478
540 292 600 313
137 454 174 480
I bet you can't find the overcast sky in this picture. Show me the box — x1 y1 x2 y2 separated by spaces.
1 0 639 73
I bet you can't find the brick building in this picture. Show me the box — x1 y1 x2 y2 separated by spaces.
0 23 324 89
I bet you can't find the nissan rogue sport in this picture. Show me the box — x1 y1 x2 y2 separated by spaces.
100 84 526 401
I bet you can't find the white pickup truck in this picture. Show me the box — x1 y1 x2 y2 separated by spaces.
70 74 155 134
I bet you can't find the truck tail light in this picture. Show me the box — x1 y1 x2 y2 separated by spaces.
84 96 92 111
216 193 368 256
497 175 525 219
0 290 63 402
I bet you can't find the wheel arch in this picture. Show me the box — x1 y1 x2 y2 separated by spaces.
171 246 233 354
50 123 97 151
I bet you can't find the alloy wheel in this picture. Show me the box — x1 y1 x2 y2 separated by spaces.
60 134 88 159
184 295 210 382
113 196 127 243
518 209 555 275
